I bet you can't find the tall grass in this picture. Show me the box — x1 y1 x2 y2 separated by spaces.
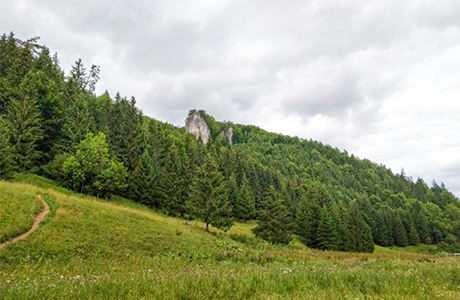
0 180 459 299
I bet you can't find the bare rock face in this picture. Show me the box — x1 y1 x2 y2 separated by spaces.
224 126 233 145
185 111 211 144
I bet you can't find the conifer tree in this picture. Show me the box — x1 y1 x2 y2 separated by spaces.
331 201 348 251
129 149 159 207
234 174 256 220
252 185 293 244
6 72 43 171
59 82 95 151
392 213 408 247
317 205 339 250
108 95 143 173
295 183 330 249
188 155 233 231
159 144 188 216
0 116 13 178
407 221 420 245
345 201 374 253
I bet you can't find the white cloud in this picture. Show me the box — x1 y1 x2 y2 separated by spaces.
1 0 459 196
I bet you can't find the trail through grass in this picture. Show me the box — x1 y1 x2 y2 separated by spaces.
0 182 43 243
0 179 459 299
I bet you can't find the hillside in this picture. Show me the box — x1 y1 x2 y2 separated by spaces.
1 178 460 299
1 32 460 253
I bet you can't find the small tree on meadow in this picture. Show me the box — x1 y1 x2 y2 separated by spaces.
188 155 233 232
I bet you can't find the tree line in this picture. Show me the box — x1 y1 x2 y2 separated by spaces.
1 33 459 253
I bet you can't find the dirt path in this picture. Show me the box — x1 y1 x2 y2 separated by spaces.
0 194 50 250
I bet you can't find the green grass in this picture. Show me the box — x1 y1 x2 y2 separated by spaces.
1 179 460 299
0 181 43 243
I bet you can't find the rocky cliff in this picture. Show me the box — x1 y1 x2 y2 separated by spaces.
185 111 211 144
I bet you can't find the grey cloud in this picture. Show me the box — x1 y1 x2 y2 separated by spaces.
2 0 460 196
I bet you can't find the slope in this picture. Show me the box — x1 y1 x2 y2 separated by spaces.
1 179 460 299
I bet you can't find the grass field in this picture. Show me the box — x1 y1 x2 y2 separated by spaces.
0 181 43 243
0 177 459 299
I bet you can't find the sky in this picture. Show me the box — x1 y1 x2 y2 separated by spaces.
1 0 459 197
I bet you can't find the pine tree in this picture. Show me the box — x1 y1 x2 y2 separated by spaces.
317 205 338 250
407 221 420 245
0 116 13 178
233 174 256 220
59 82 95 151
159 144 188 216
295 183 330 249
6 72 43 171
108 95 143 173
345 201 374 253
392 213 408 247
188 155 233 231
252 185 293 244
129 149 159 207
331 201 348 251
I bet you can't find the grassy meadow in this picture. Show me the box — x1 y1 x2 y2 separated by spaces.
0 177 459 299
0 181 43 243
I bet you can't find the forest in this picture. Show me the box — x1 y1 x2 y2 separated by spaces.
1 32 459 253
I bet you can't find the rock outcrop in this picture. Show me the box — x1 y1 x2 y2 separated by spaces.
185 111 211 144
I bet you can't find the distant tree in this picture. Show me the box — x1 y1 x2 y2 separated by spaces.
392 213 408 247
317 204 339 250
0 116 13 178
227 172 255 221
296 183 330 249
407 221 420 245
345 201 374 253
252 185 293 244
188 155 233 231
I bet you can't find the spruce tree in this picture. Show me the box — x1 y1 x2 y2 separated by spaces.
6 72 43 171
392 213 408 247
129 149 159 207
159 144 188 216
252 185 293 244
317 205 339 250
295 183 330 249
188 155 233 231
234 174 256 220
345 201 374 253
407 221 420 245
0 116 13 178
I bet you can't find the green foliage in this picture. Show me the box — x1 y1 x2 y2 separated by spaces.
317 204 339 250
3 181 460 300
345 201 374 253
129 149 159 207
188 155 233 231
252 186 293 244
1 32 459 254
232 174 256 220
5 71 43 171
295 183 332 249
0 116 13 178
62 132 127 197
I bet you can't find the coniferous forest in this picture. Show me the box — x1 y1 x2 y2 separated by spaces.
1 33 460 253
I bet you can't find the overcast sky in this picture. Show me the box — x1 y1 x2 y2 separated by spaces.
2 0 459 197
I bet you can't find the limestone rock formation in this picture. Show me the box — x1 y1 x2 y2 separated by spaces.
185 111 211 144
